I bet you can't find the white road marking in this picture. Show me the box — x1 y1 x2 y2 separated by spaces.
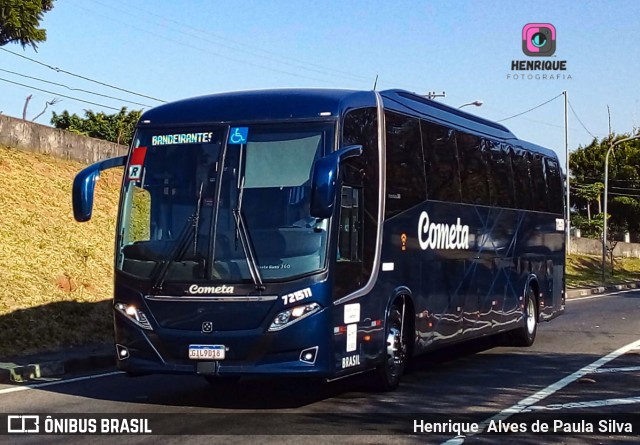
594 366 640 374
525 396 640 411
0 371 123 395
570 288 640 301
442 337 640 444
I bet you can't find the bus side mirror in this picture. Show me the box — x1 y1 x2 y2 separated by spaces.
310 145 362 219
73 155 127 222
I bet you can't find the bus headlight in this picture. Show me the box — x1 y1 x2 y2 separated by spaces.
268 302 321 331
115 302 153 331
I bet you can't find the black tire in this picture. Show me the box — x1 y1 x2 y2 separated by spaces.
509 286 538 347
372 304 408 391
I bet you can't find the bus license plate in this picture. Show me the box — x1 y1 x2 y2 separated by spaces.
188 345 225 360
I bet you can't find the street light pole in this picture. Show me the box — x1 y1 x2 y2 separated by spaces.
458 101 484 109
602 134 640 282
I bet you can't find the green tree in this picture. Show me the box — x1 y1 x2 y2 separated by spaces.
573 182 603 221
609 196 640 233
572 213 605 239
570 133 640 237
0 0 55 50
51 107 142 146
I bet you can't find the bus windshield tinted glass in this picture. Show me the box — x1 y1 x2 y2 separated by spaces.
117 124 332 284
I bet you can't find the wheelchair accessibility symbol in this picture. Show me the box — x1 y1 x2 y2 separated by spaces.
228 127 248 144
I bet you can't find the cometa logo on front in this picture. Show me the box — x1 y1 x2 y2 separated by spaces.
187 284 234 294
418 211 470 250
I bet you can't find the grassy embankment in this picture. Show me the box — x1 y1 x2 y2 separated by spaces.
566 254 640 288
1 144 640 357
0 145 121 357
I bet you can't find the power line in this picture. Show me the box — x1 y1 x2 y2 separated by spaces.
0 47 166 102
573 182 640 192
568 100 597 139
571 177 640 190
497 96 561 122
0 67 152 108
93 0 374 84
575 174 640 182
73 0 434 94
64 1 339 86
606 191 640 198
571 184 640 198
611 185 640 192
0 77 120 111
497 93 563 123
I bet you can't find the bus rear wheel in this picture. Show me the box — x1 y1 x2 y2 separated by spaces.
372 304 407 391
509 286 538 347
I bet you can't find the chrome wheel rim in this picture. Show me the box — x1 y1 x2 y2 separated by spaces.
526 295 536 334
386 326 405 378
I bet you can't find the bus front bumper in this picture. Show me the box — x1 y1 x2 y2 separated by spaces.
113 310 334 378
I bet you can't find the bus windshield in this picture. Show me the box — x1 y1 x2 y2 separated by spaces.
116 123 333 285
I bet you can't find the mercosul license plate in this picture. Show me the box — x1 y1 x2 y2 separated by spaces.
188 345 225 360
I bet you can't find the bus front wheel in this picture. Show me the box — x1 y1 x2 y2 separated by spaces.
372 304 407 391
509 286 538 347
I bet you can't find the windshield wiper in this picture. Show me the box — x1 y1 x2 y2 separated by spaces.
152 181 204 291
192 182 204 256
233 176 265 291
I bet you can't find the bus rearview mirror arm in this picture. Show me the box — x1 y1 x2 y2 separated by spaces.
310 145 362 219
73 155 127 222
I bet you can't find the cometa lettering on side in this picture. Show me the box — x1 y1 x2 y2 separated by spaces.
418 211 470 250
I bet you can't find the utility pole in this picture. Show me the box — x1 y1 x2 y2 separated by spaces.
425 91 446 100
564 91 570 255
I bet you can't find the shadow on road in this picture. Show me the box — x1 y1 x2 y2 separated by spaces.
17 332 636 414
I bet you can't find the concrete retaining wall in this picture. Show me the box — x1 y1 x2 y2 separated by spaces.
0 114 127 164
571 236 640 258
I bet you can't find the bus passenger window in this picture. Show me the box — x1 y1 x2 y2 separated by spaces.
512 149 534 210
488 142 515 208
385 112 426 218
544 158 563 214
421 121 462 203
458 132 489 205
529 154 548 212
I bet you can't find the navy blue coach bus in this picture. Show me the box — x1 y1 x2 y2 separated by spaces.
73 89 565 390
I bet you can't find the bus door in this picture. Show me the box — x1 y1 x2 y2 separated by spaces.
332 185 369 374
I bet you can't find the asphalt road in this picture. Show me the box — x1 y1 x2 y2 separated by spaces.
1 290 639 444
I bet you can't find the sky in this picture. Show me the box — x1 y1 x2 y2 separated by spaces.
1 0 640 171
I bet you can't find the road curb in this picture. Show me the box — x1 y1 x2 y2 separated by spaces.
0 344 114 384
566 281 640 299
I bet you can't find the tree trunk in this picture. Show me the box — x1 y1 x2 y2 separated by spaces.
611 253 615 276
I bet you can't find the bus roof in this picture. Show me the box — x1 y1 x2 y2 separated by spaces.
139 89 376 125
139 88 557 159
379 89 558 158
